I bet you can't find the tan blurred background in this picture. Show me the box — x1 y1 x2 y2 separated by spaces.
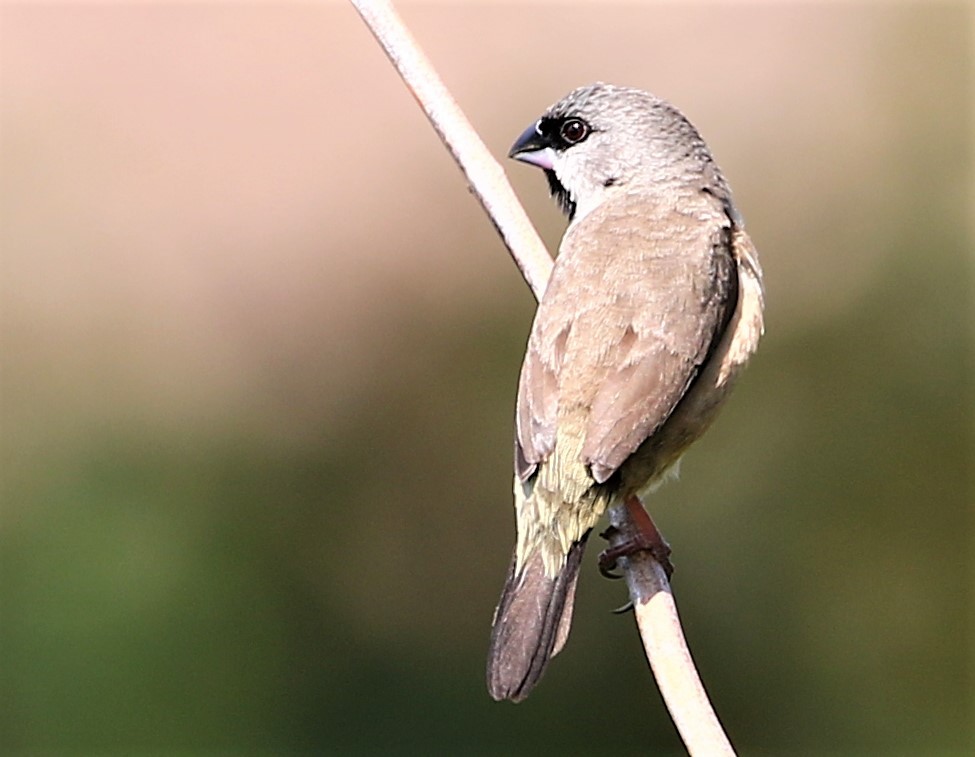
1 2 971 754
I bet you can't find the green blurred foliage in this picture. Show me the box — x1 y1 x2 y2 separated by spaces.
1 4 971 755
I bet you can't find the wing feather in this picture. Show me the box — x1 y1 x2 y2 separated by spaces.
515 193 736 486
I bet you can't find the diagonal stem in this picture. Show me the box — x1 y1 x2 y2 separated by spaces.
349 0 552 300
606 502 735 755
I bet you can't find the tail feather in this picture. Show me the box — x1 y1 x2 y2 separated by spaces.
486 532 591 702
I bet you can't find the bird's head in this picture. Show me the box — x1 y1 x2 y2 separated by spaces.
509 83 728 223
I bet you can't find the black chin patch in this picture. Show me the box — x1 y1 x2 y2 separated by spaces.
544 170 576 220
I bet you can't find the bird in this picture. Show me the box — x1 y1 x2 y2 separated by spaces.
486 83 765 702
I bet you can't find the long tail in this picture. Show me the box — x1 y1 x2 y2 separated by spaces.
486 532 591 702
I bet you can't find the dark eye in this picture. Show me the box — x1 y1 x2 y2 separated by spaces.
559 118 590 145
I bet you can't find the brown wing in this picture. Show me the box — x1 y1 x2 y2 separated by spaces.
515 194 736 485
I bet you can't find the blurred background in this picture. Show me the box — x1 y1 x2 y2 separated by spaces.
1 2 971 754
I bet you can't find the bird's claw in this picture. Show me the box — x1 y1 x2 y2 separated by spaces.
597 535 675 581
597 526 626 578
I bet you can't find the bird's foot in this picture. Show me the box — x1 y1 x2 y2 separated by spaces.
597 525 626 579
597 496 674 580
598 535 674 581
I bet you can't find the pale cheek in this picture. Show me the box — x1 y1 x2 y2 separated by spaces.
553 159 591 200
